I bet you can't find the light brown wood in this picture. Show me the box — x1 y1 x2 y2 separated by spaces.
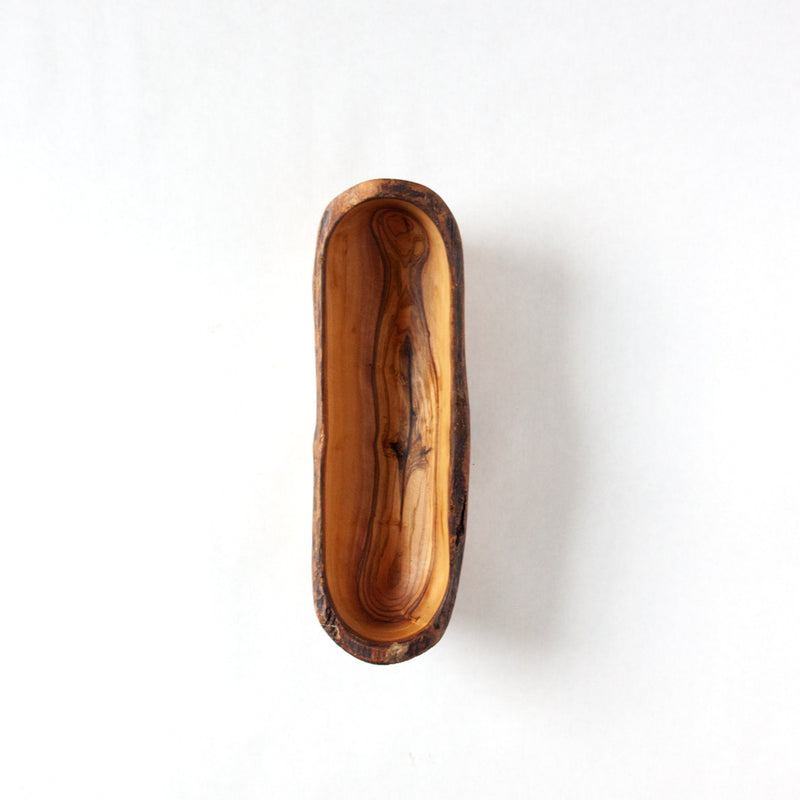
324 198 452 642
313 179 469 664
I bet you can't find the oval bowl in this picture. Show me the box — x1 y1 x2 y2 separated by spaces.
313 179 469 664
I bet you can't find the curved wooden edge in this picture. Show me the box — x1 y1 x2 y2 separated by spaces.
313 178 469 665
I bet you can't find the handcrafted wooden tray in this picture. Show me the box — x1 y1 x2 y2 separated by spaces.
313 179 469 664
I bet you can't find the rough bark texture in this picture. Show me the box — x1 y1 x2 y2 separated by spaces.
313 179 469 664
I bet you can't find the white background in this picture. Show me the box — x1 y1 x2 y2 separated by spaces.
2 1 799 797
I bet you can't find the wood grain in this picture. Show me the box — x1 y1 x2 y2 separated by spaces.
313 180 469 664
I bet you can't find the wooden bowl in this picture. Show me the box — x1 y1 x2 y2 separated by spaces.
313 179 469 664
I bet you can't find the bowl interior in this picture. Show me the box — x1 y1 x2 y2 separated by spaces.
322 198 453 643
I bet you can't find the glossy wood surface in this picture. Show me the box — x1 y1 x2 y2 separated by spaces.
313 180 469 664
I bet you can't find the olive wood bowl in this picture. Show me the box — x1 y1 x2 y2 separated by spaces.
312 179 469 664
